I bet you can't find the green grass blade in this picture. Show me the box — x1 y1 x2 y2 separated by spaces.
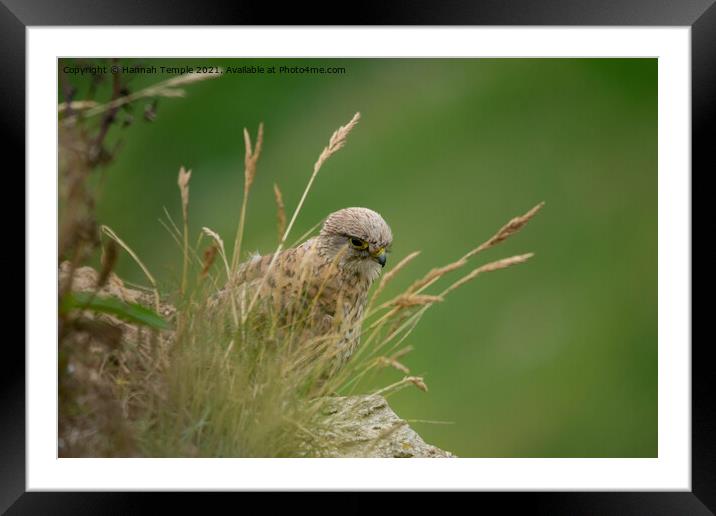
62 292 171 330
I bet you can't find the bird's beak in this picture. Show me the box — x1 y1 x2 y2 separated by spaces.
372 248 387 268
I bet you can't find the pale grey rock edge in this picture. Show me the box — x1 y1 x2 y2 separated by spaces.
61 264 456 458
311 394 455 458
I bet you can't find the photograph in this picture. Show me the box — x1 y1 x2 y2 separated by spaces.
57 57 657 459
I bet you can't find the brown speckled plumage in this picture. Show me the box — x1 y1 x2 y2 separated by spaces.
221 207 392 370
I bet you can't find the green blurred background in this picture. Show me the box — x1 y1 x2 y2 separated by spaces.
61 58 657 457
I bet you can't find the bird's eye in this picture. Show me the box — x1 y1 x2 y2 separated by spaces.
350 237 367 249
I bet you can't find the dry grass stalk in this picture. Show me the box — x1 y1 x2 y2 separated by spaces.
370 251 421 303
57 100 99 113
200 243 218 279
391 346 413 360
403 201 544 299
200 229 229 273
367 306 424 360
360 419 409 456
283 112 360 245
246 112 361 316
364 212 536 367
177 167 192 295
97 239 118 288
289 218 324 248
273 183 287 243
231 123 264 274
161 71 223 90
100 225 160 313
356 254 535 377
408 376 429 392
406 260 467 296
178 167 192 219
374 375 429 397
158 206 185 256
350 202 543 396
62 70 223 125
376 356 410 374
465 202 544 259
369 259 464 317
391 294 444 308
314 112 361 173
404 419 455 425
340 339 417 395
243 124 264 191
158 207 208 271
202 227 238 325
441 253 534 296
305 246 351 320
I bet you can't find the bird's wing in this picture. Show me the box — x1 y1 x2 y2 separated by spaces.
236 238 318 285
210 238 320 308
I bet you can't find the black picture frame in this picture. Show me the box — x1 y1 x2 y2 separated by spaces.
7 1 711 513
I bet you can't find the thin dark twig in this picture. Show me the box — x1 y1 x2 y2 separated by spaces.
91 58 122 164
59 68 76 119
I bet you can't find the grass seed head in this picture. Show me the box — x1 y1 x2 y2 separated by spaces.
466 201 544 258
177 166 192 220
273 183 287 243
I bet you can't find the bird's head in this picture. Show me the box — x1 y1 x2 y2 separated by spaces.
318 207 393 282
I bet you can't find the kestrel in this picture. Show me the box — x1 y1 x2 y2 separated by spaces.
220 207 392 372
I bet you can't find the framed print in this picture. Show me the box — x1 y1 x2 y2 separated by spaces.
8 0 712 512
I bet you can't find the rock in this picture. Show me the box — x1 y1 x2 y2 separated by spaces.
309 394 455 458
